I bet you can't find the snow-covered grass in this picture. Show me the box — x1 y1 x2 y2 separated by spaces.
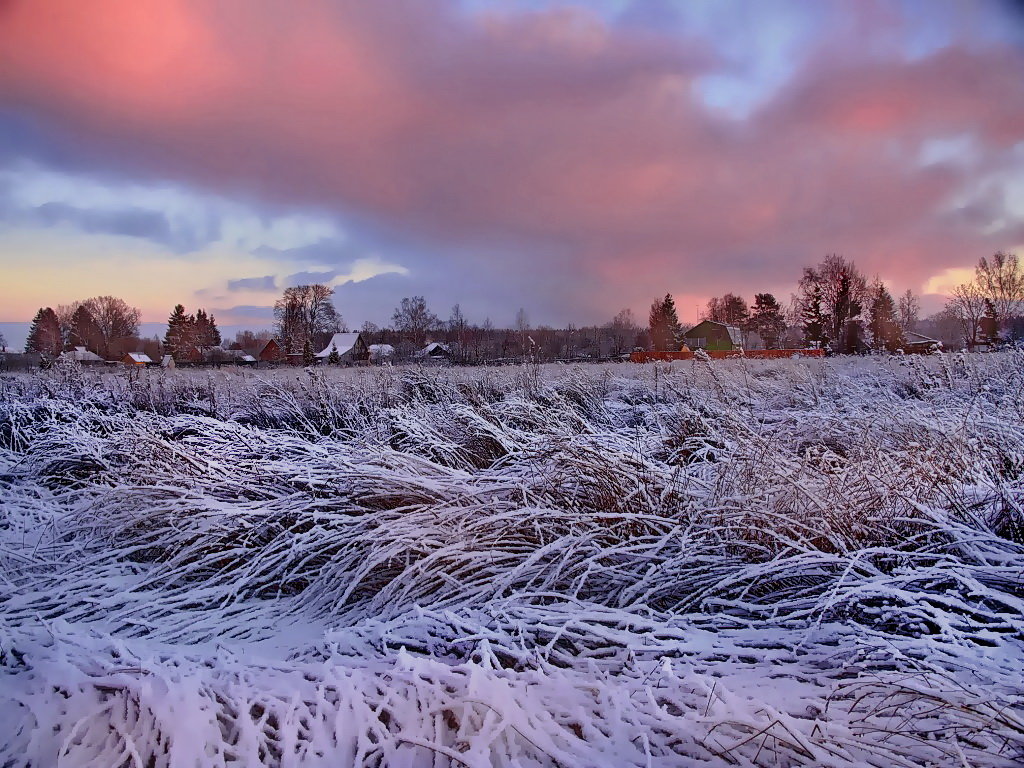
1 354 1022 766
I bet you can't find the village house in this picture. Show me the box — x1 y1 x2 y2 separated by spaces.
121 353 153 366
416 341 453 360
257 339 283 364
205 347 257 366
683 321 744 352
368 343 395 364
315 332 369 363
61 346 105 365
902 331 941 354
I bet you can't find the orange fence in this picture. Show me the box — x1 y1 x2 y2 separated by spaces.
630 349 825 363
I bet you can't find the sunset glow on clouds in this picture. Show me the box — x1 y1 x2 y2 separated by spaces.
1 0 1022 330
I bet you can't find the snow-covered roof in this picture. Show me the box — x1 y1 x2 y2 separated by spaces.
417 341 451 357
63 347 104 362
369 344 395 355
904 332 940 346
315 332 362 358
124 353 152 364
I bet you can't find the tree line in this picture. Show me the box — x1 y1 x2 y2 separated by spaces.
649 251 1023 354
20 251 1023 364
25 296 143 359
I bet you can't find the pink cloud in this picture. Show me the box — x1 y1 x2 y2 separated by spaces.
1 0 1022 317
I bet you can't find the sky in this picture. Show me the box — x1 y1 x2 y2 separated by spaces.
1 0 1023 344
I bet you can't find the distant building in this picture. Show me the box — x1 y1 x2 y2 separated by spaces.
174 346 204 365
369 343 395 364
902 332 941 354
62 346 105 365
315 332 369 363
416 341 453 362
257 339 284 363
121 353 152 366
205 347 257 365
683 321 744 352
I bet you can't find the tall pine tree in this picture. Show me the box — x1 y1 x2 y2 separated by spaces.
26 307 62 357
801 284 828 349
868 282 903 352
648 294 682 352
749 293 787 349
193 309 221 351
163 304 195 360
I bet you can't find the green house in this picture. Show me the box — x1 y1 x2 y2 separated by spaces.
683 320 744 352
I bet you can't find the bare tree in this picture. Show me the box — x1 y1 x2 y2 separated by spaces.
897 289 921 333
392 296 439 348
514 308 531 355
799 255 869 353
274 284 342 352
704 294 749 326
68 304 103 352
81 296 141 346
448 304 467 334
56 302 83 348
448 304 468 358
605 308 639 355
975 251 1024 327
232 329 273 354
945 282 987 350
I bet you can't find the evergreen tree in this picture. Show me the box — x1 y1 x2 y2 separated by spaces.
26 307 62 357
193 309 221 350
663 294 682 348
868 282 903 352
302 338 315 366
163 304 195 360
801 284 828 348
327 343 340 365
648 293 682 351
206 312 221 348
749 293 786 349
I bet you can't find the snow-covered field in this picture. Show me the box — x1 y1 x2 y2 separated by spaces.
1 354 1022 767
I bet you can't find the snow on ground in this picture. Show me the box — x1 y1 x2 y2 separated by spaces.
1 353 1022 766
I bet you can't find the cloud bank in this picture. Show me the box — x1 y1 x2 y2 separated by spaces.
0 0 1022 324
